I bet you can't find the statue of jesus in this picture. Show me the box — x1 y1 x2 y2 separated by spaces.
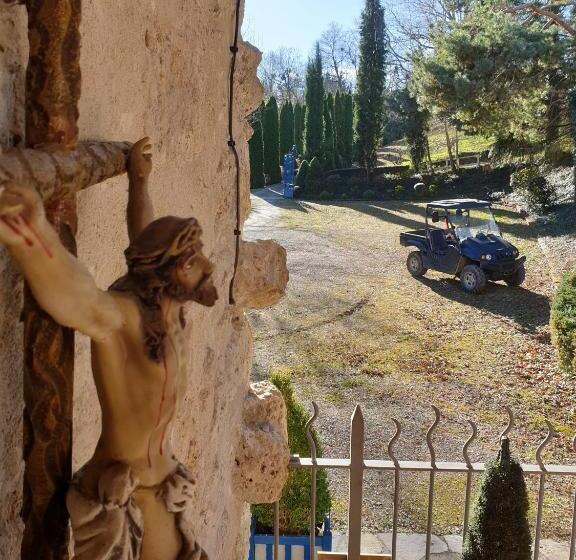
0 138 214 559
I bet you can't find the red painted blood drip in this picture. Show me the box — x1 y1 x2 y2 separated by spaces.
20 216 53 258
158 331 180 456
147 302 173 468
1 216 34 246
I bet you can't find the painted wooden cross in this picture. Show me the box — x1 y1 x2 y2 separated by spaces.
1 1 131 559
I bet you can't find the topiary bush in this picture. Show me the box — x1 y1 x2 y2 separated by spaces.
512 165 556 213
306 156 324 195
295 160 309 188
551 270 576 375
463 438 531 560
363 189 376 200
319 190 334 201
252 371 331 535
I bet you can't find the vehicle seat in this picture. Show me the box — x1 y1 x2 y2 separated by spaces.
429 229 449 254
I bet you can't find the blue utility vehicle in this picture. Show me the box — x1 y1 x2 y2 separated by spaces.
399 199 525 294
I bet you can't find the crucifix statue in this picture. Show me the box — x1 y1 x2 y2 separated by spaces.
0 137 213 559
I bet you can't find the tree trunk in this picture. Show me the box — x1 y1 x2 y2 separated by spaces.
444 120 457 173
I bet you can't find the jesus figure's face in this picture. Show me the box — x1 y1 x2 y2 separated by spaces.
170 243 218 307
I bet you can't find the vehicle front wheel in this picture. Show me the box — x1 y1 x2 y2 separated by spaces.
505 263 526 287
460 264 487 294
406 251 427 277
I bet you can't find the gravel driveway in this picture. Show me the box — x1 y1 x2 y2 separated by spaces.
245 188 576 540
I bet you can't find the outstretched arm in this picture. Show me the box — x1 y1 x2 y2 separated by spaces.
0 184 123 341
127 137 154 242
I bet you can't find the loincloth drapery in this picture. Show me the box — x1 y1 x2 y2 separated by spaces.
67 462 208 560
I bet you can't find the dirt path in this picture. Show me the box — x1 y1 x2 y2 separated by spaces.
244 189 576 539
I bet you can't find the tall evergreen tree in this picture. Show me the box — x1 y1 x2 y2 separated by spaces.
305 43 325 161
334 91 345 165
294 103 304 156
263 96 281 184
343 93 355 165
463 438 532 560
322 96 336 170
248 104 265 189
355 0 387 179
279 102 295 158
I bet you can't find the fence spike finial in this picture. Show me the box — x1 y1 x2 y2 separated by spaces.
427 406 441 469
500 406 515 441
305 401 319 462
572 434 576 453
536 420 555 471
463 420 478 469
388 419 402 468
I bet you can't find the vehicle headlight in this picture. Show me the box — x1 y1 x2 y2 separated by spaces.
481 254 493 261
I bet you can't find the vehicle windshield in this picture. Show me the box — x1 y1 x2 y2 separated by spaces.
451 207 501 240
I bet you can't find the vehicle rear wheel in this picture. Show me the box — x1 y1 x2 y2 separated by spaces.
407 251 427 277
460 264 487 294
505 263 526 287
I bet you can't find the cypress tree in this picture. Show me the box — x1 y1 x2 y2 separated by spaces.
305 43 324 161
343 94 354 165
306 156 324 195
263 96 281 184
334 91 345 166
355 0 387 180
322 96 336 171
279 102 295 159
248 105 265 189
463 438 532 560
294 103 304 156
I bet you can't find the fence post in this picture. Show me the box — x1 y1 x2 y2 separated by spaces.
348 406 365 560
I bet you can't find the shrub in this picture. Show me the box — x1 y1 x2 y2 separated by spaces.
395 184 405 196
324 174 345 193
463 438 531 560
350 185 361 198
429 183 439 197
252 371 331 534
319 190 334 200
306 156 324 195
551 270 576 375
413 182 428 197
363 189 376 200
295 160 309 188
340 192 349 200
512 165 556 213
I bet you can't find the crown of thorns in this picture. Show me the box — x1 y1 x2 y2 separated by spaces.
125 217 203 273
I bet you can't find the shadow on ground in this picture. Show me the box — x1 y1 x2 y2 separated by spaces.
417 276 550 332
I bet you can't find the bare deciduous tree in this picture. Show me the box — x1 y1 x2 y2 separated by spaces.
258 47 305 104
319 22 359 92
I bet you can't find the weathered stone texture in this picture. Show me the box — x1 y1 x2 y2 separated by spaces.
0 2 287 559
234 381 289 503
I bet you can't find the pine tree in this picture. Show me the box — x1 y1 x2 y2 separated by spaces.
248 105 265 189
279 102 295 159
322 96 336 170
344 94 354 165
463 438 532 560
294 103 304 156
305 43 325 161
355 0 387 180
263 96 281 184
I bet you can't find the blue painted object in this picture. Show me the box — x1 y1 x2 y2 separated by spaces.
282 145 297 199
248 515 332 560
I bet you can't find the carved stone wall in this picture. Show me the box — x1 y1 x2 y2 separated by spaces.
0 2 287 559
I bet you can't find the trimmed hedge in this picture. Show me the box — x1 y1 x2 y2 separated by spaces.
463 438 531 560
252 371 331 535
551 270 576 375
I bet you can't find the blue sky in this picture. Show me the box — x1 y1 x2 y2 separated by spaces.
243 0 365 55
